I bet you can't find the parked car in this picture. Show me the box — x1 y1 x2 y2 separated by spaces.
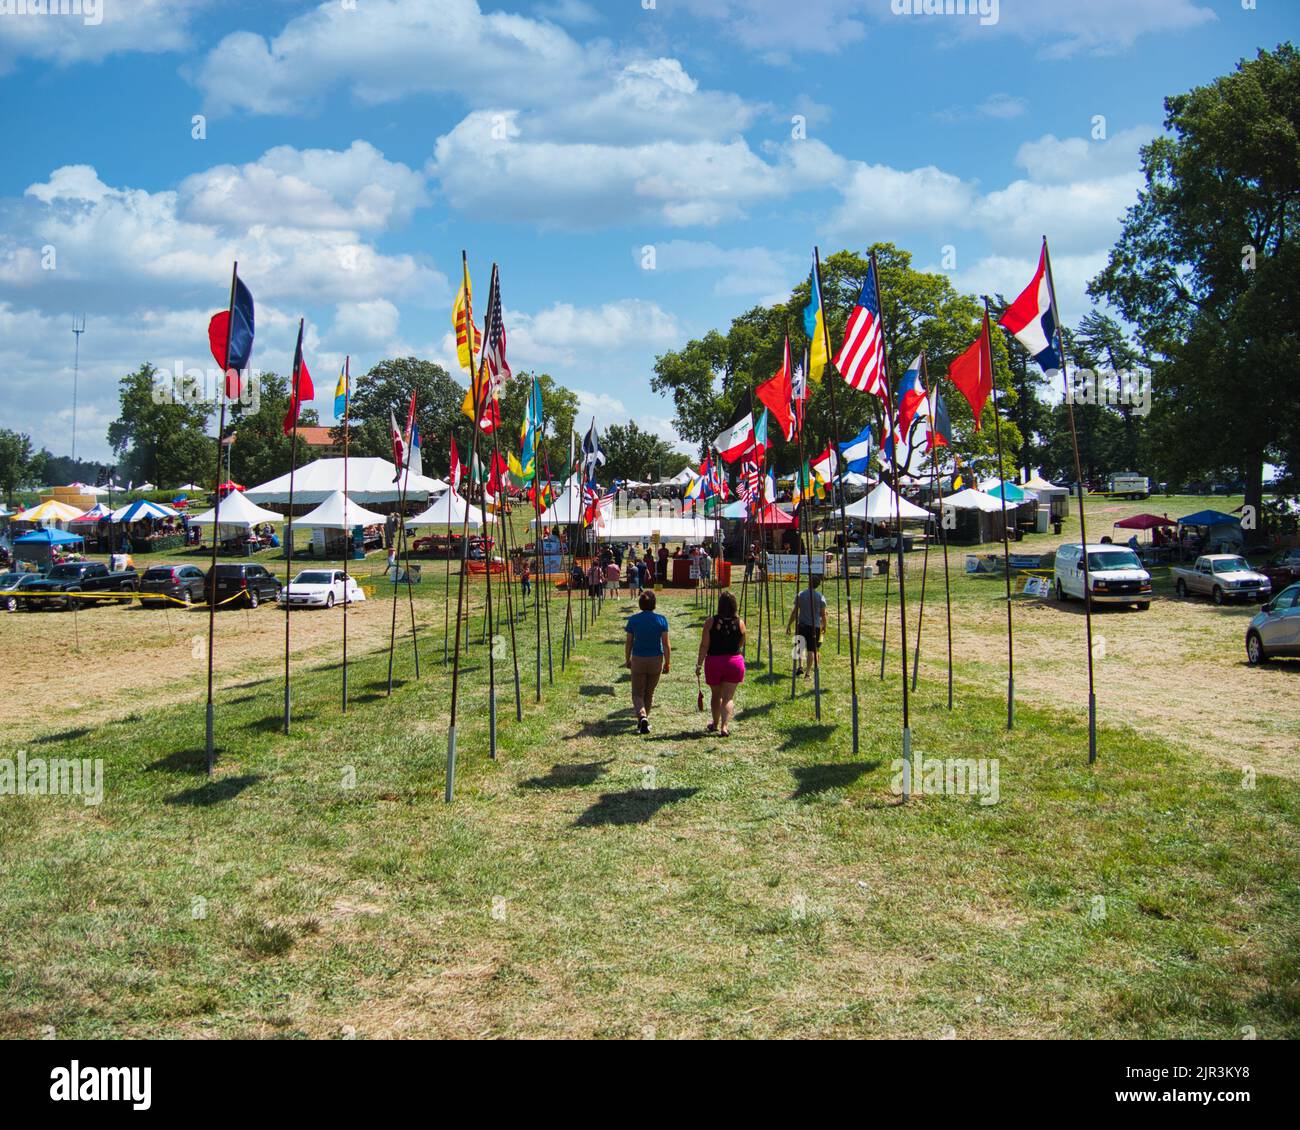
18 561 138 610
0 571 45 612
278 569 366 609
1258 548 1300 594
1246 583 1300 664
138 564 208 608
1053 543 1152 609
205 563 281 609
1171 554 1272 605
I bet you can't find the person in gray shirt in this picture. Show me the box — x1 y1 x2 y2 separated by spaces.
786 576 827 678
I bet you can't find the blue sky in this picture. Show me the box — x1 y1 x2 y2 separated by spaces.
0 0 1290 464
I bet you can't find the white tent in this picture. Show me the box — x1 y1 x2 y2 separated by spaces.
599 515 720 541
292 490 386 530
665 468 699 485
942 487 1007 513
531 476 585 526
244 457 448 506
842 483 930 522
188 491 284 529
841 471 874 489
135 481 157 492
408 488 484 529
174 483 205 492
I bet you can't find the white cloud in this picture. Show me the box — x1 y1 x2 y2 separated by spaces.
639 240 802 299
1 150 444 316
0 0 207 74
993 0 1217 59
508 299 680 367
675 0 870 58
179 142 429 233
328 299 403 351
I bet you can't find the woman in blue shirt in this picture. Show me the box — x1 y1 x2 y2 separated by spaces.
623 590 671 733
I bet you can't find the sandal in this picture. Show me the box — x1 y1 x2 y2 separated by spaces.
720 728 730 738
706 721 717 733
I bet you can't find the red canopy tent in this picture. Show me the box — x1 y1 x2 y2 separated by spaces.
747 502 797 527
1114 513 1176 530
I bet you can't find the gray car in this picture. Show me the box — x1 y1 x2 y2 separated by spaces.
1246 583 1300 664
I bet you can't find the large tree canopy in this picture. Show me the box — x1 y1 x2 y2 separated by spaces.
1091 43 1300 516
106 363 214 488
598 422 691 484
652 243 1021 479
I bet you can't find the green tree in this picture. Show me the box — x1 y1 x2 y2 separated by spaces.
106 363 214 488
1091 43 1300 521
652 243 1022 480
0 429 36 505
228 372 320 486
599 422 690 484
339 357 467 475
496 371 579 469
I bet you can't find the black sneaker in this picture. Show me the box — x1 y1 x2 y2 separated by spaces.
638 716 650 734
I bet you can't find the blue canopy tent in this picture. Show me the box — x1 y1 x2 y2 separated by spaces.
12 527 84 570
1177 509 1239 527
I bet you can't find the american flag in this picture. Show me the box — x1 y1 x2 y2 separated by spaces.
740 459 761 512
482 264 511 396
833 263 887 398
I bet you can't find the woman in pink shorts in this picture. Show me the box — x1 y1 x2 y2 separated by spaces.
695 589 746 737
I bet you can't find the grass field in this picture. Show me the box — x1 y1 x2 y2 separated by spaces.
2 493 1298 1038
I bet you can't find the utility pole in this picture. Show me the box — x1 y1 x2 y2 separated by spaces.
71 315 86 463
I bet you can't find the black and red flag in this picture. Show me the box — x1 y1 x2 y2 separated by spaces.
283 319 315 435
207 272 255 399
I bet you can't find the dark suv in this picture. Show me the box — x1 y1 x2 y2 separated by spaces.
139 564 208 608
205 563 281 609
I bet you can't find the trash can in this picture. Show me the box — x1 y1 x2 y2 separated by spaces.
715 561 732 588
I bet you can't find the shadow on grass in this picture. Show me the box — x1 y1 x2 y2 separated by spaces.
790 761 879 800
519 758 614 790
574 787 701 827
30 727 93 746
165 773 263 806
579 684 616 697
738 700 778 719
146 747 210 774
777 723 838 752
646 729 711 742
565 710 635 740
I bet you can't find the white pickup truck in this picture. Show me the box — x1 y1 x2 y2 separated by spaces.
1171 554 1272 605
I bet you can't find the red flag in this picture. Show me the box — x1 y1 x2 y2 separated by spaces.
208 272 255 400
948 310 993 430
449 437 462 491
755 335 794 441
282 319 315 436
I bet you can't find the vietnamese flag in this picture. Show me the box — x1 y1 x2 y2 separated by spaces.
208 271 255 399
283 318 315 436
755 335 794 441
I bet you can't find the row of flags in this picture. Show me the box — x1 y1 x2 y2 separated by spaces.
702 238 1063 499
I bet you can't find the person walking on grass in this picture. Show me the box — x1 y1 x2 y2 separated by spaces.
786 574 827 678
627 553 641 598
696 589 745 737
605 557 621 599
520 559 531 601
624 590 670 734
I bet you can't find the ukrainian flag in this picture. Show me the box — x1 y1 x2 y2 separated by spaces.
333 365 349 421
802 261 828 383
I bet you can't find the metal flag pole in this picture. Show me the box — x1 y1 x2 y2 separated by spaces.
1041 239 1099 762
870 249 913 800
205 261 239 775
814 248 861 752
981 297 1015 729
928 360 955 711
283 317 306 735
342 355 351 713
910 351 934 694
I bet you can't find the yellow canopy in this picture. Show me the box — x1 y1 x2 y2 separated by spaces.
20 499 85 523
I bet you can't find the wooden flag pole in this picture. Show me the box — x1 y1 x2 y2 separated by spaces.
497 432 524 722
342 355 350 713
983 296 1015 730
538 430 555 686
283 317 306 736
400 430 421 680
929 361 955 711
814 247 861 752
447 256 493 802
1042 239 1099 762
205 261 239 775
910 350 934 694
871 249 913 800
443 443 453 668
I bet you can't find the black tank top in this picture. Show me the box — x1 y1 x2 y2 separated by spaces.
708 615 742 656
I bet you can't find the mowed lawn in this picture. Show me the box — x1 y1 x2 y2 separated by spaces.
1 492 1298 1037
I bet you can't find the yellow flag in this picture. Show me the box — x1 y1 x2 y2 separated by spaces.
453 271 482 374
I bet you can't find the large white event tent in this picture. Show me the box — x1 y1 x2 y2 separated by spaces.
842 483 931 522
408 489 485 529
244 458 449 506
188 490 285 535
941 487 1008 513
598 514 720 541
530 477 584 526
292 491 387 530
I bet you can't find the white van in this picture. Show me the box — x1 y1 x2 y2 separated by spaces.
1053 543 1152 610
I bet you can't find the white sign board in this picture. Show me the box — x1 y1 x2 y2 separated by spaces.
767 553 825 578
